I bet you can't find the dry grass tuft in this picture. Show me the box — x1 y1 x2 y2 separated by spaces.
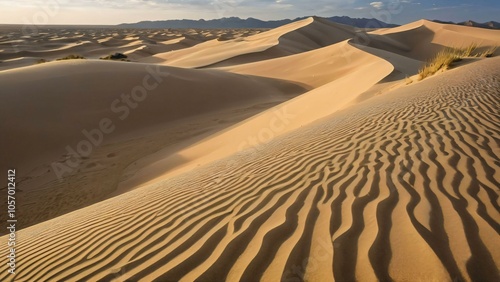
56 54 85 61
478 46 498 58
418 43 497 80
100 53 130 61
405 76 413 85
418 49 460 80
460 43 478 57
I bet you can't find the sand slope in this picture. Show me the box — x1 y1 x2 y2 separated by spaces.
1 54 498 282
145 17 358 68
0 60 305 231
122 46 393 190
222 40 391 88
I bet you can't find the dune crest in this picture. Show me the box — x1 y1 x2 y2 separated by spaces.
145 17 359 68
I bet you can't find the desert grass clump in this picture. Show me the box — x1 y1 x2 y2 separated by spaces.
405 75 413 85
36 59 48 64
418 49 461 80
458 43 478 57
417 43 498 80
56 54 85 61
100 53 129 61
478 46 498 58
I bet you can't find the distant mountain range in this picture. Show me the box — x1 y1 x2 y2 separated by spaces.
118 16 399 29
432 19 500 29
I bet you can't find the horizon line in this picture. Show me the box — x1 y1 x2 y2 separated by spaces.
0 15 497 27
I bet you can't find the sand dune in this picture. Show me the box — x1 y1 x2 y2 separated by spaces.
1 55 498 282
221 40 391 88
0 60 305 230
219 19 499 90
368 20 500 60
144 17 358 68
122 47 393 191
0 27 262 71
0 18 499 282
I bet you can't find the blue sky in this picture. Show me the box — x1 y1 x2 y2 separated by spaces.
2 0 499 25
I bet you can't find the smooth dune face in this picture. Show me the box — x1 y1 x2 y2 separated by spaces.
145 17 359 68
222 41 391 88
1 18 500 282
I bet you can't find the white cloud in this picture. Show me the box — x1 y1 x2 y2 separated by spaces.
370 1 384 9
